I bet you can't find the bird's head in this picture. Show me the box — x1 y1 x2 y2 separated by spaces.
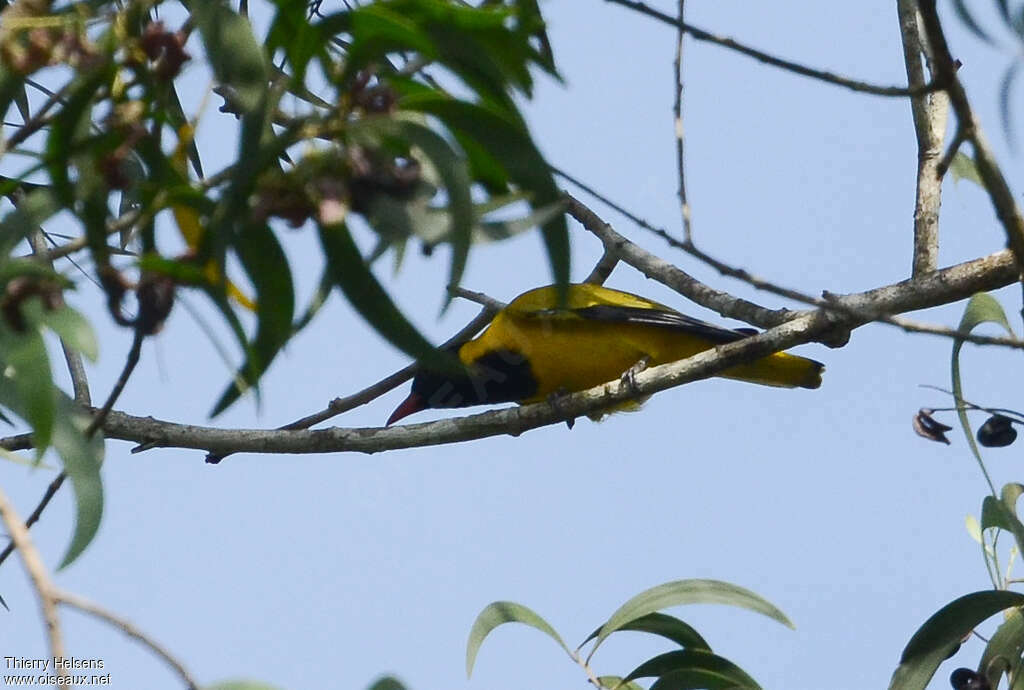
386 348 537 425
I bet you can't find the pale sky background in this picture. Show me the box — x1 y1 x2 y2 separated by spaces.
4 2 1024 690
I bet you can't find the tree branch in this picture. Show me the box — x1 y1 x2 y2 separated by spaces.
0 485 68 680
604 0 941 97
916 0 1024 271
56 589 199 690
672 0 692 242
0 243 1005 457
897 0 948 275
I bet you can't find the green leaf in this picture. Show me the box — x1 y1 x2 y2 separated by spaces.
982 495 1024 555
624 650 760 690
318 221 451 371
590 580 793 657
204 682 284 690
953 0 994 43
265 0 325 84
210 224 296 416
579 612 710 652
13 81 29 123
1000 62 1020 151
349 115 474 306
53 397 104 569
650 667 757 690
366 676 408 690
0 317 55 456
949 152 983 187
399 95 569 290
37 305 99 362
466 601 569 678
889 590 1024 690
1005 483 1024 517
952 293 1014 492
194 1 268 113
0 187 59 257
596 677 643 690
979 607 1024 689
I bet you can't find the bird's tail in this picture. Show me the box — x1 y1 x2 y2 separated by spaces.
721 351 824 390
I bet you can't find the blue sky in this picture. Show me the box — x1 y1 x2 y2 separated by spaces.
4 2 1024 689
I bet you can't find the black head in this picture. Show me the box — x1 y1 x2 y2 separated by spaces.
386 349 538 424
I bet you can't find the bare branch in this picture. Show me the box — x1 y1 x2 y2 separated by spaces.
604 0 940 97
0 485 67 679
916 0 1024 271
672 0 692 242
0 243 1004 458
897 0 948 275
56 589 199 690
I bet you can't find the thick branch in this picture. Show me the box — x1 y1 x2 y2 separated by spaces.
0 246 1004 457
916 0 1024 271
898 0 948 275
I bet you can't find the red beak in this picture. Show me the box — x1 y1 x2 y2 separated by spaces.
387 392 427 425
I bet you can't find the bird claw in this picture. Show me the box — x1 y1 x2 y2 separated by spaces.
620 356 651 394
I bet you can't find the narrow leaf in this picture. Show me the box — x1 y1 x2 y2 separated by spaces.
0 320 55 455
889 590 1024 690
949 152 983 187
210 224 295 416
466 601 569 678
591 580 793 656
53 398 104 569
596 677 644 690
951 293 1014 488
579 612 710 652
979 607 1024 690
318 222 451 371
38 305 99 361
203 682 284 690
625 650 760 690
366 676 408 690
194 1 268 112
953 0 994 43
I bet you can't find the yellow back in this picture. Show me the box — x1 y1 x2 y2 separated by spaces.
458 284 822 401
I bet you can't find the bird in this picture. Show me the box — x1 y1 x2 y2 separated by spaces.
386 283 823 424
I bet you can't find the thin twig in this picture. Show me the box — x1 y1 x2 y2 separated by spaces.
604 0 941 97
0 485 67 678
672 0 692 242
86 328 144 436
446 285 506 311
56 589 199 690
937 127 968 178
897 0 948 275
0 82 70 157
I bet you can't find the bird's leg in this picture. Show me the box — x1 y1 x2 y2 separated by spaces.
621 355 651 395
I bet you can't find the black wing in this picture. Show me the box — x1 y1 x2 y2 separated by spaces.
571 304 752 345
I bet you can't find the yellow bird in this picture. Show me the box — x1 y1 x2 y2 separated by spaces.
387 283 823 424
